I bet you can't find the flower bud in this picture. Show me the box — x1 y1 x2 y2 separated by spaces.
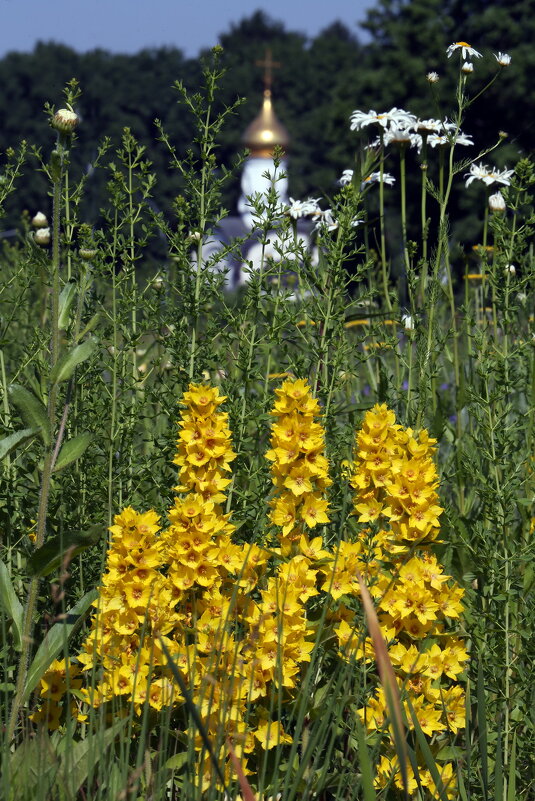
402 314 415 331
79 247 98 261
52 107 79 134
505 264 516 275
461 62 474 74
32 211 48 228
489 191 506 213
34 227 51 246
426 72 439 83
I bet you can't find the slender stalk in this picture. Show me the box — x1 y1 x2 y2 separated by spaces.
419 135 429 305
399 143 410 279
189 98 213 381
8 135 67 741
378 131 391 313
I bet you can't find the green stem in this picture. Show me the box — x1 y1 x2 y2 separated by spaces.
399 144 410 279
378 132 391 314
189 101 213 380
419 136 429 304
8 139 67 741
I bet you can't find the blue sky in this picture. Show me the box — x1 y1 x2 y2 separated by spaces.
0 0 373 58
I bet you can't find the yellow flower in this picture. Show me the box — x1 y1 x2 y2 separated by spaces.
254 719 292 750
300 494 330 527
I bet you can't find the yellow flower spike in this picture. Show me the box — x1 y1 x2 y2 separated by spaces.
267 378 331 553
346 404 468 793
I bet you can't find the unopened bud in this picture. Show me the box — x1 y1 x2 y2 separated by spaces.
79 247 98 261
32 211 48 228
426 71 439 84
52 107 79 134
461 62 474 74
34 227 51 246
505 264 516 275
489 191 506 213
402 314 415 331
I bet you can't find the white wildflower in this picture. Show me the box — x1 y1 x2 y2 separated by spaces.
505 264 516 275
489 191 506 212
34 227 51 246
402 314 415 331
350 107 416 132
446 42 482 60
286 197 321 220
465 162 514 187
313 208 338 232
428 130 473 148
494 52 511 66
31 211 48 228
426 71 440 83
462 62 474 74
339 170 354 186
361 172 396 188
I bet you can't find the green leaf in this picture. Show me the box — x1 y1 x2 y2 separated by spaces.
8 384 50 447
26 524 102 577
435 746 464 761
0 427 38 460
56 719 127 796
52 431 92 472
58 280 77 329
354 715 377 801
22 588 97 704
165 752 190 771
50 337 97 385
0 560 24 649
76 311 100 342
406 696 451 801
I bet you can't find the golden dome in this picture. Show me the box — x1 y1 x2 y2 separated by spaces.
242 90 290 158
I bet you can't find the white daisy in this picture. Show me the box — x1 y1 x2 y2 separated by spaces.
446 42 482 60
286 197 321 219
361 172 396 187
494 52 511 66
313 208 338 232
339 169 354 186
428 130 473 148
350 107 416 132
465 162 514 187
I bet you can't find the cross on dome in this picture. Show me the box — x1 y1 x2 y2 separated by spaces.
255 48 281 94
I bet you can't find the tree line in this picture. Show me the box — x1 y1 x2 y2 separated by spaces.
0 1 533 238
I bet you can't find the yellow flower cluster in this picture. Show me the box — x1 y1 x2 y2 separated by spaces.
77 507 180 712
72 384 315 793
351 404 443 544
266 378 331 555
32 385 467 801
162 383 244 597
29 658 85 729
349 404 467 798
